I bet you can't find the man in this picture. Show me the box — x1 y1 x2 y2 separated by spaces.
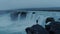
45 17 60 34
45 17 55 31
45 17 55 34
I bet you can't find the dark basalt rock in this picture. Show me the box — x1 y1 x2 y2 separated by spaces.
25 24 49 34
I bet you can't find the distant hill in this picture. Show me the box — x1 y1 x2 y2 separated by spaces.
14 7 60 11
0 7 60 13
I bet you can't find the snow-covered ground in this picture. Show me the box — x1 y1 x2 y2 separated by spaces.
0 11 60 34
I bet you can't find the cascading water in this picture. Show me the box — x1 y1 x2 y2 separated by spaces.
0 11 60 34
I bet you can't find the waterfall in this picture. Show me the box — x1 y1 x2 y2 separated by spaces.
0 11 60 34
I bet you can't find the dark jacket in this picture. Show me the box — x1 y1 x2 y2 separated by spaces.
46 21 60 34
50 21 60 34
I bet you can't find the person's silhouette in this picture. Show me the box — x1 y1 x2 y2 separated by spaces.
45 17 57 34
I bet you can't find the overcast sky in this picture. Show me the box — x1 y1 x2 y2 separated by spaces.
0 0 60 10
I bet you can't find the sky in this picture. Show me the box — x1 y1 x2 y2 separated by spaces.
0 0 60 10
